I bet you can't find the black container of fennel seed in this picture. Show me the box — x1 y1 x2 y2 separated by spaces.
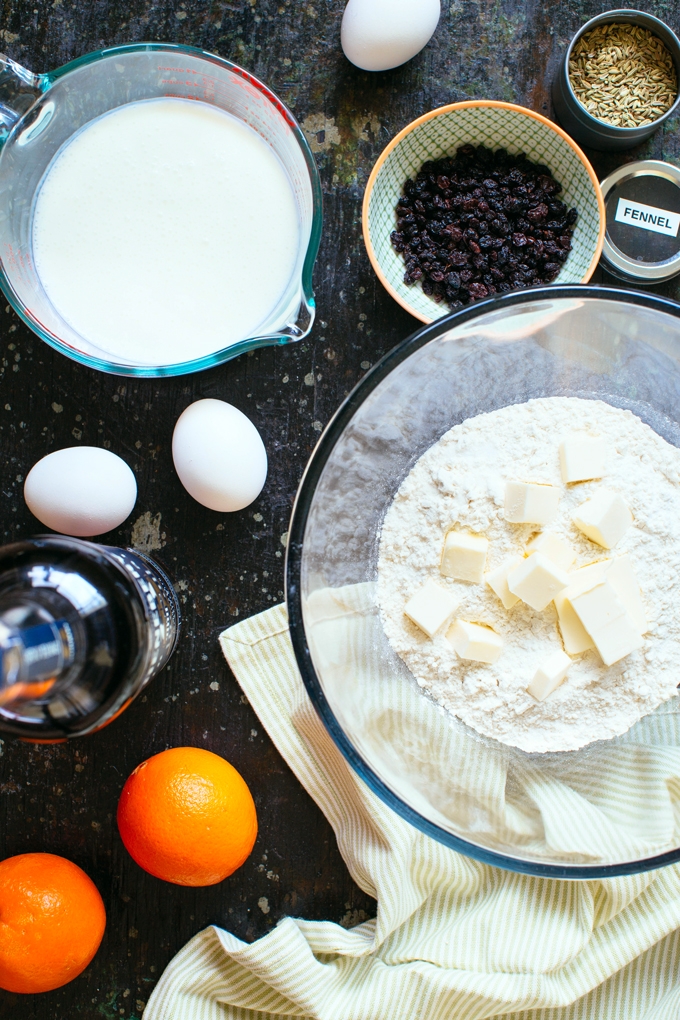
552 9 680 152
599 161 680 284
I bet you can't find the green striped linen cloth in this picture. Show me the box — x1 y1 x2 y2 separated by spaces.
144 601 680 1020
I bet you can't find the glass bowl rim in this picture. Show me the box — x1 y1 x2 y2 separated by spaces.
0 41 323 378
286 283 680 879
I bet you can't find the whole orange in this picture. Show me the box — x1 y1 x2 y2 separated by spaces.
117 746 258 886
0 852 106 994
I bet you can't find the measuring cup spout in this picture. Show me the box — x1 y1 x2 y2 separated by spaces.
0 54 48 144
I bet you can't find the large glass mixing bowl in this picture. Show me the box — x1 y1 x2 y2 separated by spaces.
287 285 680 878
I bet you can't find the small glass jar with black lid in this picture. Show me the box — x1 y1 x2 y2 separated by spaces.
600 160 680 284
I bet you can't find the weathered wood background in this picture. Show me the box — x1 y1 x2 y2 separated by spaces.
1 1 679 1017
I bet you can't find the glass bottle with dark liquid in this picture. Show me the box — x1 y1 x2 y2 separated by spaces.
0 536 180 740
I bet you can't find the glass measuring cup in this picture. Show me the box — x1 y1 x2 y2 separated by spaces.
0 43 322 376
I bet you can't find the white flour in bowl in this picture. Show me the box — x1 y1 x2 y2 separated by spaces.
377 397 680 753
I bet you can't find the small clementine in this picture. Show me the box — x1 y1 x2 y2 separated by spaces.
0 852 106 994
117 746 258 886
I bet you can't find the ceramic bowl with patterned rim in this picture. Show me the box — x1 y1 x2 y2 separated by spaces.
362 101 605 323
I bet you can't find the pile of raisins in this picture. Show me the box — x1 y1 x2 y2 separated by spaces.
390 144 578 308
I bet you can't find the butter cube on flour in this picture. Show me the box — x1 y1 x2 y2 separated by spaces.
554 561 608 654
572 488 632 549
554 556 647 655
525 532 575 571
507 553 570 612
606 554 647 633
441 531 488 582
404 579 457 638
505 482 561 525
570 581 643 666
559 436 606 484
448 619 503 664
528 649 572 701
485 555 523 609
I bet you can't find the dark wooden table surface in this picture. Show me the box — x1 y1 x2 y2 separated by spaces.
1 1 680 1017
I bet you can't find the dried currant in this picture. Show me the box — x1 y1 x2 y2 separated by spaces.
390 144 578 310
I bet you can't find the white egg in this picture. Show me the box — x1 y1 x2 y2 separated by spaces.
341 0 440 72
24 446 137 537
172 399 267 512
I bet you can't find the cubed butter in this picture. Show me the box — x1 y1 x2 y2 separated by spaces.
525 531 575 571
572 488 632 549
404 579 458 638
606 554 647 633
554 561 607 654
441 530 488 583
554 556 647 655
570 580 643 666
507 552 570 612
448 619 503 664
485 555 523 609
559 436 606 484
505 481 561 525
594 617 643 667
527 649 572 701
569 579 620 632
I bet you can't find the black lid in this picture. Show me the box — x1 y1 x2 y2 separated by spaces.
600 160 680 282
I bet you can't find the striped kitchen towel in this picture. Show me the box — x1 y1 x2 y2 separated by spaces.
144 602 680 1020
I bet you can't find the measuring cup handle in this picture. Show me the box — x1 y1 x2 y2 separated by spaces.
0 54 47 144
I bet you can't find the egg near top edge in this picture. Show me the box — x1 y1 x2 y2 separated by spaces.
341 0 441 72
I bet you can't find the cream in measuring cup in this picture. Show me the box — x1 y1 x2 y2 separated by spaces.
32 98 301 365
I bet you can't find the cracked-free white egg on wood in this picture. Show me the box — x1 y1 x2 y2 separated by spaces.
172 399 267 512
24 446 137 536
341 0 440 72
